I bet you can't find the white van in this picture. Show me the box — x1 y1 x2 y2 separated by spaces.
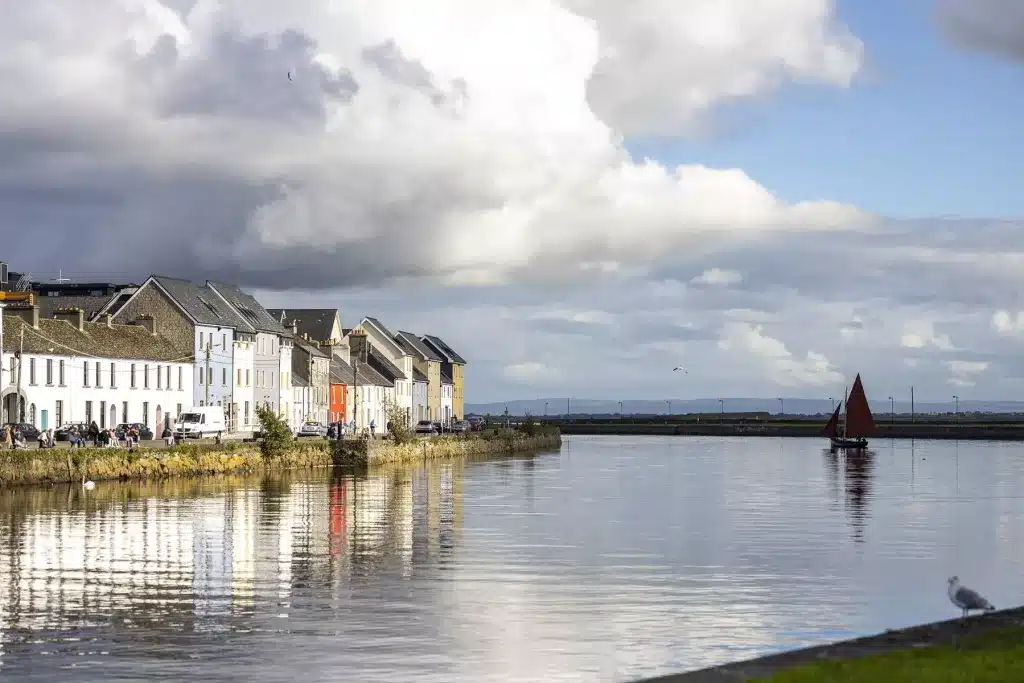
174 406 226 439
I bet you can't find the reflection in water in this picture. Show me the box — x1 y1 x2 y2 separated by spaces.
843 450 875 543
2 439 1024 682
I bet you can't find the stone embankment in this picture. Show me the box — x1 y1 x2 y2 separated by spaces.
0 432 562 487
558 420 1024 440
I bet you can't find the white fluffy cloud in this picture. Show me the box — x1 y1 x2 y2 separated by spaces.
947 360 989 388
0 0 868 290
717 321 842 387
691 268 743 287
992 311 1024 337
900 320 955 351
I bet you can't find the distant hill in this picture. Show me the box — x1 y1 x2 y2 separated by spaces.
465 398 1024 417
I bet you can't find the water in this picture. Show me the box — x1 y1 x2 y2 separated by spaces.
2 435 1024 682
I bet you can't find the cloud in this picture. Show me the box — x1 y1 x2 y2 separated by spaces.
691 268 743 287
947 360 989 388
992 310 1024 337
0 0 867 290
935 0 1024 61
900 320 955 351
504 362 553 384
717 321 842 387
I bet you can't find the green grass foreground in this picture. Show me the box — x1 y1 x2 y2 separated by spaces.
752 627 1024 682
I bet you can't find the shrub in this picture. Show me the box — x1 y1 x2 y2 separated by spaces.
383 399 413 445
255 404 293 460
520 417 538 437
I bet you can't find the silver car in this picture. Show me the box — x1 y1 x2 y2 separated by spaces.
298 421 327 438
450 420 470 434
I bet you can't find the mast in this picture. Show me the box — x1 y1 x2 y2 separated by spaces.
841 385 848 438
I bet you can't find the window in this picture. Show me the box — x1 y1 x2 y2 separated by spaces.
157 366 162 389
131 363 137 388
199 331 204 349
29 403 36 426
199 367 204 385
83 361 89 387
8 356 14 384
178 366 183 390
110 362 117 388
85 400 93 424
122 401 128 423
142 402 149 427
222 333 227 349
244 401 250 426
100 401 106 429
245 370 250 386
46 359 53 385
55 400 63 427
29 358 36 385
176 403 182 419
237 369 242 386
144 364 149 389
222 368 227 386
59 360 65 386
207 367 213 385
95 361 101 388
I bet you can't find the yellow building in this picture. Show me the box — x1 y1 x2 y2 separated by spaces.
420 335 466 420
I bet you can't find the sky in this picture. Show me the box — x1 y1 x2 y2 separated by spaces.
2 0 1023 403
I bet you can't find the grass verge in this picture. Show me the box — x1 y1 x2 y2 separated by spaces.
752 627 1024 683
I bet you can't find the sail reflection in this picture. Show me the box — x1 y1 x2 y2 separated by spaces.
821 448 876 542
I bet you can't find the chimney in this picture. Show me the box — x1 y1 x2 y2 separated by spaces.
135 314 157 335
348 330 369 364
291 319 298 336
102 313 113 328
53 307 85 332
9 305 39 329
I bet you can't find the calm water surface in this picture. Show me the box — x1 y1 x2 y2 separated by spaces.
2 436 1024 682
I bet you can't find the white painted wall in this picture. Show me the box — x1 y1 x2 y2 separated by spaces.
3 351 193 435
195 325 235 410
278 340 293 428
231 337 255 431
412 380 428 423
253 332 280 413
441 382 453 426
357 322 413 418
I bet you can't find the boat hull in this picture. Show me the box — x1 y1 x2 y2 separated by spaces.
830 436 868 449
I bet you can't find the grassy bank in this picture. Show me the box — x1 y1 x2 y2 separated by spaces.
636 608 1024 683
0 430 562 487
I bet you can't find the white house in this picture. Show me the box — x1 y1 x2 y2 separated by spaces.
412 371 428 423
358 317 413 423
110 276 249 424
292 337 329 425
208 282 292 423
440 373 454 426
1 306 194 436
230 331 255 432
291 376 310 430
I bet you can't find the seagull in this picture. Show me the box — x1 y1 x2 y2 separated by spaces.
287 71 292 81
83 479 95 491
948 576 995 617
672 367 687 373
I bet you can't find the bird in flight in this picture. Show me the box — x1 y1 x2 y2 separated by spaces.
948 576 995 618
287 71 292 81
673 367 687 373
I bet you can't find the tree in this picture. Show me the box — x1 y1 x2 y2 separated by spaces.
256 404 292 459
382 398 412 444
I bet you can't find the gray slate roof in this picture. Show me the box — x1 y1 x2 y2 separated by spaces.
36 294 119 321
422 335 466 365
267 309 339 341
367 345 406 381
395 330 442 361
2 315 193 363
208 281 288 335
335 355 393 387
441 372 454 384
413 368 428 382
151 276 247 328
363 316 397 339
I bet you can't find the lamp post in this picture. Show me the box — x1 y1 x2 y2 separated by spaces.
889 395 894 425
719 398 724 415
544 401 548 417
830 397 834 412
778 397 784 416
953 395 959 424
618 400 623 418
666 400 671 416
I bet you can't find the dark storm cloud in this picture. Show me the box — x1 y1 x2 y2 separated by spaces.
935 0 1024 61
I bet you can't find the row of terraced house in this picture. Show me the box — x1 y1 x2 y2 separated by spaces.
0 264 466 437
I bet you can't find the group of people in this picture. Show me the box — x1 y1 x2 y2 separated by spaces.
2 424 47 449
1 421 148 450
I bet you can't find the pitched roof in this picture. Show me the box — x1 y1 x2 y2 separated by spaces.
441 372 454 385
266 309 340 342
329 356 355 384
358 317 406 357
36 294 119 321
150 276 247 328
2 315 193 363
367 345 406 381
207 281 288 335
293 337 328 359
421 334 466 365
336 356 393 387
395 330 442 361
413 368 428 382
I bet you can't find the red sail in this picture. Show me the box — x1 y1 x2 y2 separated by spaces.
844 374 875 438
822 403 841 437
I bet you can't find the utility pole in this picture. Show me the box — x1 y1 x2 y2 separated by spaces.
15 326 24 422
566 397 570 416
353 357 359 434
910 386 915 424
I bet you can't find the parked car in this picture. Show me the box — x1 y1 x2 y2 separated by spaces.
414 420 438 435
3 423 41 442
451 420 470 434
55 422 89 441
115 423 154 441
298 421 328 438
467 416 485 432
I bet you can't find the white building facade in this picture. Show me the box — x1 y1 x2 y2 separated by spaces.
440 377 454 426
358 318 413 422
1 308 194 435
231 332 255 432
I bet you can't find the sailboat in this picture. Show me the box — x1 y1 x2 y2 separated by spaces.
823 373 875 449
